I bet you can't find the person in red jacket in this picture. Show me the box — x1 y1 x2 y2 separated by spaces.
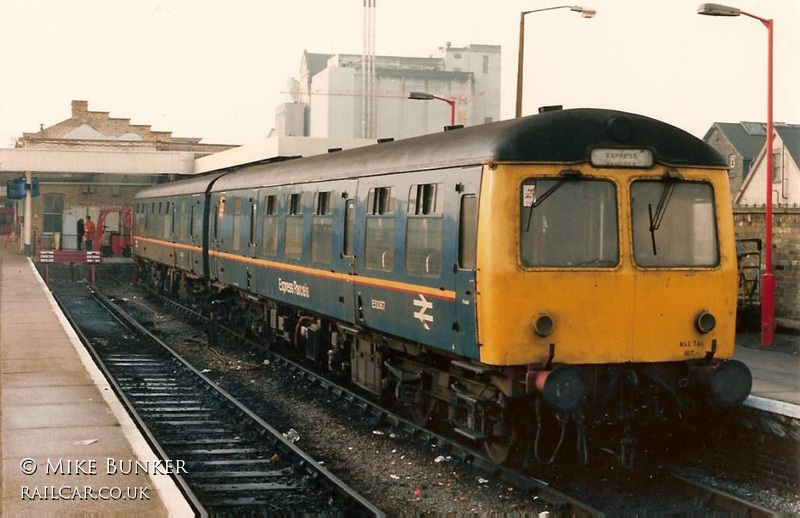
84 215 96 252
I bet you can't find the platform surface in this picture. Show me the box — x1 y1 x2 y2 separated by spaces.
736 337 800 416
0 256 181 515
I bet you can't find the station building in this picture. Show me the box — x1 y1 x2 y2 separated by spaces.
275 43 501 140
1 100 235 249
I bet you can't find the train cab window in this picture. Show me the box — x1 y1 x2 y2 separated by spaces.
232 198 242 251
311 191 333 264
343 199 355 256
285 193 304 260
631 180 718 267
365 187 395 271
520 178 618 267
459 195 478 270
262 194 278 256
406 184 443 277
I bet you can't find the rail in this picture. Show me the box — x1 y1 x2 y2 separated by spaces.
141 285 602 516
57 286 384 516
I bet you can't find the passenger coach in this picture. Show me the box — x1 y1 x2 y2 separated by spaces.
133 108 751 466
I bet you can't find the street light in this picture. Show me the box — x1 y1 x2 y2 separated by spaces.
698 3 775 347
516 5 596 118
408 91 457 126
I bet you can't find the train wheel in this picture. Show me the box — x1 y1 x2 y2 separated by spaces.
483 420 519 464
484 427 518 465
408 395 436 427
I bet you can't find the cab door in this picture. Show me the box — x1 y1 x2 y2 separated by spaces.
453 169 481 358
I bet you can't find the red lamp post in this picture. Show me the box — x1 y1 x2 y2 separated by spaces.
408 91 457 126
698 3 775 347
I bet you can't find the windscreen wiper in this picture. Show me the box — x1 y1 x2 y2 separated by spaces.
525 176 573 231
647 179 677 255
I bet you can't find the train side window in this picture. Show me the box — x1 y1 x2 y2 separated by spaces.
232 198 242 251
189 204 195 240
458 195 478 270
406 184 443 277
408 183 443 215
249 201 257 247
145 204 150 232
262 194 278 256
164 202 171 239
311 191 333 264
343 199 355 256
216 197 225 242
365 187 395 271
178 201 186 240
367 187 394 215
284 193 303 259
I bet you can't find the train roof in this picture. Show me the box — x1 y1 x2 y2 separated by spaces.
136 171 227 199
136 108 726 199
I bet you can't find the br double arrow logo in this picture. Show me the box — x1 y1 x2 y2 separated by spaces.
413 294 434 330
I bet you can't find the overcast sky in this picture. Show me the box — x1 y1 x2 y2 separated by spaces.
0 0 797 147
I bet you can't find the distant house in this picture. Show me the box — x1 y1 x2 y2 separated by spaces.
736 124 800 206
703 121 766 198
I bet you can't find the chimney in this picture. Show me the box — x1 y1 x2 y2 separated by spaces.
71 100 88 118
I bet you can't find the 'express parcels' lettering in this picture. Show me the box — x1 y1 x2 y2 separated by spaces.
278 278 310 298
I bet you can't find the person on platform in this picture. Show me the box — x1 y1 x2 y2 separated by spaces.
77 218 85 250
84 215 95 252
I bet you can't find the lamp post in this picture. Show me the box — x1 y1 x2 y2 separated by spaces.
515 5 596 118
408 91 457 126
697 3 775 347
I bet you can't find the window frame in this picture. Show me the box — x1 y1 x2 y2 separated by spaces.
405 183 444 278
364 186 396 272
261 194 279 256
518 176 621 270
284 192 304 260
311 191 334 264
42 193 65 235
629 178 720 270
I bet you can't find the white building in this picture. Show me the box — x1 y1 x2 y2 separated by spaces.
736 124 800 206
275 43 501 140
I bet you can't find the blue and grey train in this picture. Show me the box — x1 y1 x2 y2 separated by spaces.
133 108 752 466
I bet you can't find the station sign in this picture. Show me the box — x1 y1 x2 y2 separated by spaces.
6 178 40 199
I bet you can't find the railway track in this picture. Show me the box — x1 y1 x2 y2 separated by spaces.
670 472 777 517
90 278 782 516
54 287 383 517
129 284 605 515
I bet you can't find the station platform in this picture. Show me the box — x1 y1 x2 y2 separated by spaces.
736 337 800 418
0 256 191 515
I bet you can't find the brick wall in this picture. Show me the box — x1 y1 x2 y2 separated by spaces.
734 206 800 325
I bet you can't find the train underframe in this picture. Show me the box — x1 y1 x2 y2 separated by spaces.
138 259 751 469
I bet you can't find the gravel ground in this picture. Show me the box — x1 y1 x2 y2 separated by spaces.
101 281 551 514
41 267 799 514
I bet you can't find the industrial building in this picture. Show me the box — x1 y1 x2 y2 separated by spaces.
275 43 501 140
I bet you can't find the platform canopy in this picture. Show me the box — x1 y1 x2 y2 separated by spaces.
0 148 195 175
